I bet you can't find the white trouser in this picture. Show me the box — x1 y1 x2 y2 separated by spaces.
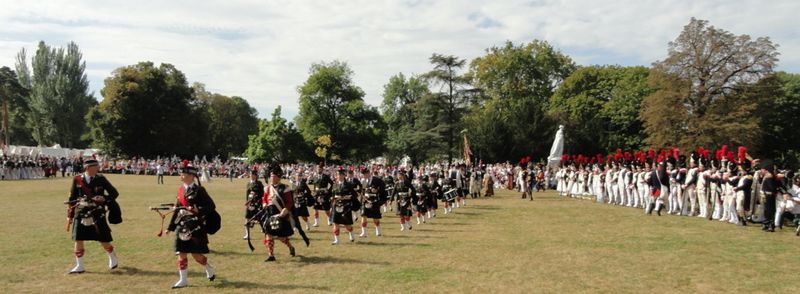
697 188 708 217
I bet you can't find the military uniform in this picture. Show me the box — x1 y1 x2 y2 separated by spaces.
245 179 265 219
292 178 312 218
361 176 387 219
68 173 119 242
167 183 216 254
331 180 359 225
262 183 294 238
395 180 416 217
312 173 334 211
169 162 217 289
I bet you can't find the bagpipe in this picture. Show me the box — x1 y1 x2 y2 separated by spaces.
396 191 412 208
313 186 331 205
64 196 104 233
149 203 216 241
245 191 262 213
148 203 183 238
244 207 269 251
332 194 354 214
363 187 380 209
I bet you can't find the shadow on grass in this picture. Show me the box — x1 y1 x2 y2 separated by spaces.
211 277 330 291
111 266 173 276
356 241 423 247
292 254 389 267
383 234 444 239
471 205 501 210
210 249 256 256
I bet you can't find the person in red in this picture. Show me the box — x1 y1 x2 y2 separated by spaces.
262 164 296 262
166 161 217 288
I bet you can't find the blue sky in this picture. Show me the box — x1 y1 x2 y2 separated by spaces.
1 0 797 119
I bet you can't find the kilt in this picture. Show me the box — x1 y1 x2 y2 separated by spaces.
313 194 331 211
244 205 260 219
71 208 113 242
361 205 382 219
396 202 413 217
332 207 354 225
174 227 209 253
293 205 310 218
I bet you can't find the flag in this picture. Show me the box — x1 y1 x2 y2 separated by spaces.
463 133 473 165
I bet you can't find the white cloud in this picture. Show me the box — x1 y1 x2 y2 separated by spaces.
0 0 797 119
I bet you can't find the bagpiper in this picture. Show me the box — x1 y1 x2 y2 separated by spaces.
292 172 313 230
311 164 334 227
166 161 219 288
66 158 121 274
331 168 360 244
262 164 296 261
243 168 264 240
394 170 416 231
359 167 387 237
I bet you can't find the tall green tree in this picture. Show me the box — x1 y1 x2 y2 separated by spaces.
755 72 800 167
380 73 438 164
465 40 576 162
0 66 34 146
86 62 208 157
15 41 96 147
548 66 652 154
422 54 472 164
296 61 386 163
193 83 258 157
246 106 310 163
642 18 779 150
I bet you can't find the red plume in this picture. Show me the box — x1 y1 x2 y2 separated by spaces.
657 155 664 163
181 160 189 168
596 154 603 163
607 155 613 163
648 149 655 160
672 148 680 160
738 146 747 162
721 145 728 154
726 151 735 162
624 152 632 161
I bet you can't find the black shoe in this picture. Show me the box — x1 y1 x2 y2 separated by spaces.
656 206 663 216
265 256 276 262
289 247 296 257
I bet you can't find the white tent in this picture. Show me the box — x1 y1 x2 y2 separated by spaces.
1 144 98 158
547 125 565 168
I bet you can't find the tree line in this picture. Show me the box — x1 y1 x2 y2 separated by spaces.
1 18 799 167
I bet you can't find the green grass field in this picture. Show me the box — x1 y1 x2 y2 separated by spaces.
2 174 800 293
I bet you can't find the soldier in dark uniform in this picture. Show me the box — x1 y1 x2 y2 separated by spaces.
359 167 386 237
66 159 120 274
348 169 363 222
382 170 396 213
292 173 313 230
331 169 360 244
243 168 264 240
262 164 296 261
394 171 416 231
414 175 430 225
166 161 217 288
428 173 441 218
311 164 334 227
759 160 777 232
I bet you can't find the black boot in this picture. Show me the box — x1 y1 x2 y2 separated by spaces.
656 205 664 216
265 256 276 262
646 203 654 215
289 247 296 257
740 215 747 226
